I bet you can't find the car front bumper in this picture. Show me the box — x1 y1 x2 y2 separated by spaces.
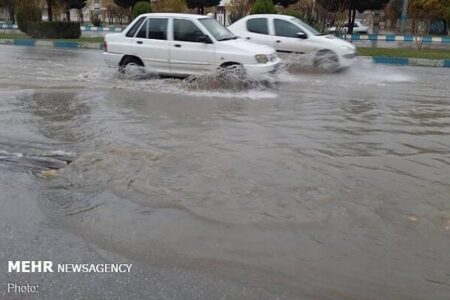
338 51 357 68
244 58 284 80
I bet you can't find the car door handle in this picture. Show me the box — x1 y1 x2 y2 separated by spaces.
276 40 281 43
246 37 251 40
137 41 143 44
174 44 181 48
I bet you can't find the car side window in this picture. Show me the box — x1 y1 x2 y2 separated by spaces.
274 19 302 38
136 19 148 38
148 18 168 40
126 17 146 37
173 19 205 43
247 18 268 35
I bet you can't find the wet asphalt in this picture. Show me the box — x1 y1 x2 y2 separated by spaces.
0 45 449 300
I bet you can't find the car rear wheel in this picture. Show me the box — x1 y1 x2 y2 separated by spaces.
313 50 339 72
119 56 145 78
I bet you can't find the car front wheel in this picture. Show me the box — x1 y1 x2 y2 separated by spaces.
218 63 247 81
313 50 340 72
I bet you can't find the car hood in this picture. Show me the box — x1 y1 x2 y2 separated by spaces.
219 39 276 55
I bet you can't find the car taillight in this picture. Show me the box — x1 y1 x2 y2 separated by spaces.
104 41 108 52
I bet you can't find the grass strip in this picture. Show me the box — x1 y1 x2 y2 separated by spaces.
357 47 450 60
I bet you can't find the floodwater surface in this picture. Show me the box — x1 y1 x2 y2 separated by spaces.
0 45 449 300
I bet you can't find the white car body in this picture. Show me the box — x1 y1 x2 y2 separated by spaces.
103 13 283 79
328 21 369 34
228 14 357 70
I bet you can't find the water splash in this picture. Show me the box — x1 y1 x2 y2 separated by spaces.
77 67 278 99
278 58 415 87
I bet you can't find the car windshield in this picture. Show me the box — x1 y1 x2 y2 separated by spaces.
290 17 321 36
199 18 237 41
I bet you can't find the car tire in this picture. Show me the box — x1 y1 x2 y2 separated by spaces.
119 56 145 77
313 50 339 72
218 63 247 81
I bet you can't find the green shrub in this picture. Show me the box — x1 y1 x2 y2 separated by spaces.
15 0 42 34
27 22 82 39
251 0 276 14
132 1 152 20
446 7 450 30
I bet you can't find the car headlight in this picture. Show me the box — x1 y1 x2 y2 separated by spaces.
255 54 269 64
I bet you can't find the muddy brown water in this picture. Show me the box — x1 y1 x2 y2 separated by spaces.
0 45 449 299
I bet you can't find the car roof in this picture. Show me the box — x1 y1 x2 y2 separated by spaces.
244 14 293 19
137 13 211 19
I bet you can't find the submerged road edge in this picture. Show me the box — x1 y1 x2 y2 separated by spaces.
1 39 449 68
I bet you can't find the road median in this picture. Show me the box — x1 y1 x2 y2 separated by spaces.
358 47 450 68
0 38 103 49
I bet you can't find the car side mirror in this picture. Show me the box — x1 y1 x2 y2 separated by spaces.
198 35 212 44
297 32 307 39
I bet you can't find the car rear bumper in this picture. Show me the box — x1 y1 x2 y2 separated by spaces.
244 59 284 80
103 52 123 68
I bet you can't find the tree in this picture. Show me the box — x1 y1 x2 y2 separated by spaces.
186 0 220 14
316 0 346 12
317 0 389 34
384 0 403 26
251 0 276 14
114 0 141 9
408 0 450 34
132 1 151 19
59 0 87 22
409 0 450 20
103 0 131 24
227 0 251 23
161 0 187 13
16 0 41 33
273 0 297 8
446 5 450 33
0 0 16 23
46 0 55 21
68 0 87 23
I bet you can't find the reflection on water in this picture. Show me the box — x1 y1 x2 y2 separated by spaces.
1 46 450 299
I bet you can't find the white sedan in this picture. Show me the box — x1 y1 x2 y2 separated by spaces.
228 14 357 71
103 13 283 80
328 21 369 34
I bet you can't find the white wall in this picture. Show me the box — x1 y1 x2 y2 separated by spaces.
0 7 9 22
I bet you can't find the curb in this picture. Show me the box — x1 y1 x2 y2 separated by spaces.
0 39 103 50
1 39 449 68
80 25 126 32
342 34 450 45
1 23 126 32
367 56 450 68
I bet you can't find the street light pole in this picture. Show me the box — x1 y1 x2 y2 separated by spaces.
399 0 408 33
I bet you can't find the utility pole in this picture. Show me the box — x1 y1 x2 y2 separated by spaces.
312 0 316 21
399 0 408 33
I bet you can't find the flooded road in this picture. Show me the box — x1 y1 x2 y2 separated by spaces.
0 45 449 299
